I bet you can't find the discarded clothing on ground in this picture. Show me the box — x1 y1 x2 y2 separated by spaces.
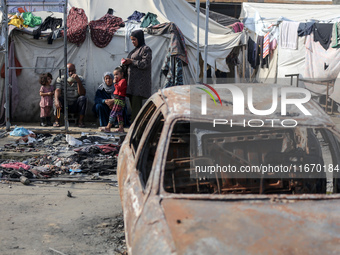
0 131 121 181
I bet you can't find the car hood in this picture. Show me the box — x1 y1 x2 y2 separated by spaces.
161 197 340 255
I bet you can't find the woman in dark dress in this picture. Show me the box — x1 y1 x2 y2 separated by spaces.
122 29 152 123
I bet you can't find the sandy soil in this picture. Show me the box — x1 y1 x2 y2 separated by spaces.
0 181 125 255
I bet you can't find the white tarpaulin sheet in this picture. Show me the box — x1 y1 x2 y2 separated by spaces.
0 0 244 121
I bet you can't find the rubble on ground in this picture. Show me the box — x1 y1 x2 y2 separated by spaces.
0 128 123 183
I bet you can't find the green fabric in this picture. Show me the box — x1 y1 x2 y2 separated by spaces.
332 23 340 48
22 12 42 27
140 12 160 28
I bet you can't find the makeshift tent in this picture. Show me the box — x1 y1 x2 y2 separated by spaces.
199 7 239 27
0 0 245 123
240 2 340 104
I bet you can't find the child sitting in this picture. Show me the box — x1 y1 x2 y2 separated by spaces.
100 66 127 133
39 72 54 126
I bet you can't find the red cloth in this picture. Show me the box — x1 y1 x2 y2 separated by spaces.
114 79 127 97
263 32 270 59
1 162 30 170
1 55 22 78
97 144 120 154
89 14 124 48
231 22 244 33
64 7 88 46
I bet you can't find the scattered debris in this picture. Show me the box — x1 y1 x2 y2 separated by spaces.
67 190 73 198
0 132 121 183
48 247 67 255
19 176 30 185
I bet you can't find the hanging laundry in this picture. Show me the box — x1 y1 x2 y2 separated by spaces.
263 32 270 58
231 22 244 33
124 21 141 52
247 37 257 69
140 12 160 28
331 22 340 48
127 10 145 22
304 34 340 97
63 7 88 46
51 28 63 41
22 12 42 27
147 22 188 64
33 16 62 44
270 38 277 55
89 13 124 48
8 15 27 29
298 22 314 37
256 36 268 68
160 50 184 88
147 22 187 87
313 23 333 50
280 21 299 50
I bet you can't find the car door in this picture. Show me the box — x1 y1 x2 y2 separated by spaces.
130 111 178 254
120 101 161 248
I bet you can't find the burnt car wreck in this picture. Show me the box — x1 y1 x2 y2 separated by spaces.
117 84 340 254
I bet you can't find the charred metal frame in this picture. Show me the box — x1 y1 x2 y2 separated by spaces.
117 86 340 254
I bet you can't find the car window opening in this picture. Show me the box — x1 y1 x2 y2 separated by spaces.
163 120 339 195
131 102 157 152
137 113 165 186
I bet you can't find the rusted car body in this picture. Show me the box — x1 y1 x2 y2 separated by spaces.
117 84 340 254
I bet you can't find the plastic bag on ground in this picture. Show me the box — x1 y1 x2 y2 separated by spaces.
66 134 83 147
10 127 31 137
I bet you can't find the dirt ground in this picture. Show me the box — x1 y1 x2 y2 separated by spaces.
0 181 125 255
0 123 127 255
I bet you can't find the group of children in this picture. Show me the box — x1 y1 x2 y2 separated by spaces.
39 66 127 131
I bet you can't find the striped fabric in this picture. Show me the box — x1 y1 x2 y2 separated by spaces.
263 32 270 58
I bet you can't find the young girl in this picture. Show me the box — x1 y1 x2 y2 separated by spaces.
39 73 54 126
100 66 127 133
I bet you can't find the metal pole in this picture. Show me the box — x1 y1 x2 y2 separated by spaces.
7 2 65 7
9 66 66 69
63 0 68 132
242 45 245 80
4 0 10 131
203 0 209 84
196 0 200 83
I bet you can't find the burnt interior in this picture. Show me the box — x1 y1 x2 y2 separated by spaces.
163 121 339 195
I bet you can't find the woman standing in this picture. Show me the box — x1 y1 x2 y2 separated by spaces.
122 29 152 123
92 72 115 127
